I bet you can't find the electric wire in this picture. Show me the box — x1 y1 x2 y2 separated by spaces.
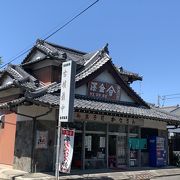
0 0 100 69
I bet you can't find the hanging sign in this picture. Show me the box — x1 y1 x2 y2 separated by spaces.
88 81 121 101
59 60 76 122
59 128 75 173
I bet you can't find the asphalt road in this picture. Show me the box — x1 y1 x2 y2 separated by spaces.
151 175 180 180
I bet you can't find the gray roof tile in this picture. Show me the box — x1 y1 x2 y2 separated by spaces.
76 55 109 82
0 97 25 109
31 94 180 122
116 66 142 81
6 65 23 80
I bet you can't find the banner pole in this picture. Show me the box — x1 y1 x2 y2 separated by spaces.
55 121 61 179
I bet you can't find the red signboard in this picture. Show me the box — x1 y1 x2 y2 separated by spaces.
88 81 121 101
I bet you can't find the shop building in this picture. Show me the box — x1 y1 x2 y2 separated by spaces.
0 39 179 172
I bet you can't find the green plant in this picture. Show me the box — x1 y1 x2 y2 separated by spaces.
0 57 2 65
173 153 180 167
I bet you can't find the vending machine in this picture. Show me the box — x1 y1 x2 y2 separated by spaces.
149 136 167 167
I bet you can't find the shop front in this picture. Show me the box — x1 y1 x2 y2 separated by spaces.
62 112 167 170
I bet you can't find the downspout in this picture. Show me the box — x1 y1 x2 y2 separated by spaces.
10 107 52 173
31 117 36 173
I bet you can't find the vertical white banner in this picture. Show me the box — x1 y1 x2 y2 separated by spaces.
59 60 76 122
59 128 75 173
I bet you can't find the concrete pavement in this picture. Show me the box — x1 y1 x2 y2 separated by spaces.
1 165 180 180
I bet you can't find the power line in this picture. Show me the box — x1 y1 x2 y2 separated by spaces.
43 0 99 40
0 47 33 69
158 93 180 106
0 0 100 70
162 93 180 97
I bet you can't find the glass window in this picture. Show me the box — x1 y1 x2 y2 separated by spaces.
85 133 106 169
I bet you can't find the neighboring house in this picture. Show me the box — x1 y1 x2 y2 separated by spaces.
0 39 179 172
161 105 180 165
161 105 180 134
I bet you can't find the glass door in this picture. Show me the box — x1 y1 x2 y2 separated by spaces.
116 135 127 168
108 135 117 168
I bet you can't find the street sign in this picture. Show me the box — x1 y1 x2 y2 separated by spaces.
59 60 76 122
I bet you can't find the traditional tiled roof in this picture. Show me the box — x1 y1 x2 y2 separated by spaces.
26 94 180 123
116 66 142 81
47 82 61 93
0 92 178 123
22 39 86 66
160 105 180 113
0 64 41 91
76 51 110 82
0 97 25 109
20 39 143 83
6 65 23 80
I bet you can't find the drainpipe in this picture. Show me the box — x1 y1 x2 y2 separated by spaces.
10 107 52 173
31 117 36 173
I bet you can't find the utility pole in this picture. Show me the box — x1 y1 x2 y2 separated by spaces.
157 95 161 107
55 120 61 179
157 93 180 107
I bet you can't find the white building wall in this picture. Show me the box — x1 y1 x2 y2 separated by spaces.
94 70 116 84
30 51 46 63
120 89 134 102
1 75 13 86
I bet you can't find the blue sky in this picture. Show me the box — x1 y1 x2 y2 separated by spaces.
0 0 180 106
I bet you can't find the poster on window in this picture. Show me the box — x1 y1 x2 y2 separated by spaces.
35 131 48 149
85 136 92 151
100 137 105 148
59 128 75 173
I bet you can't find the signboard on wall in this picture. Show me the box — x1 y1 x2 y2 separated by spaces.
35 131 48 149
59 61 76 122
59 128 75 173
88 81 121 101
75 112 144 126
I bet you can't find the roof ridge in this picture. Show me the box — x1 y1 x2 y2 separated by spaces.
76 51 109 80
6 65 23 80
42 40 87 55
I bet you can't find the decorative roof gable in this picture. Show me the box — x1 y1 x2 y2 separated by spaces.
75 51 149 108
22 39 85 66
